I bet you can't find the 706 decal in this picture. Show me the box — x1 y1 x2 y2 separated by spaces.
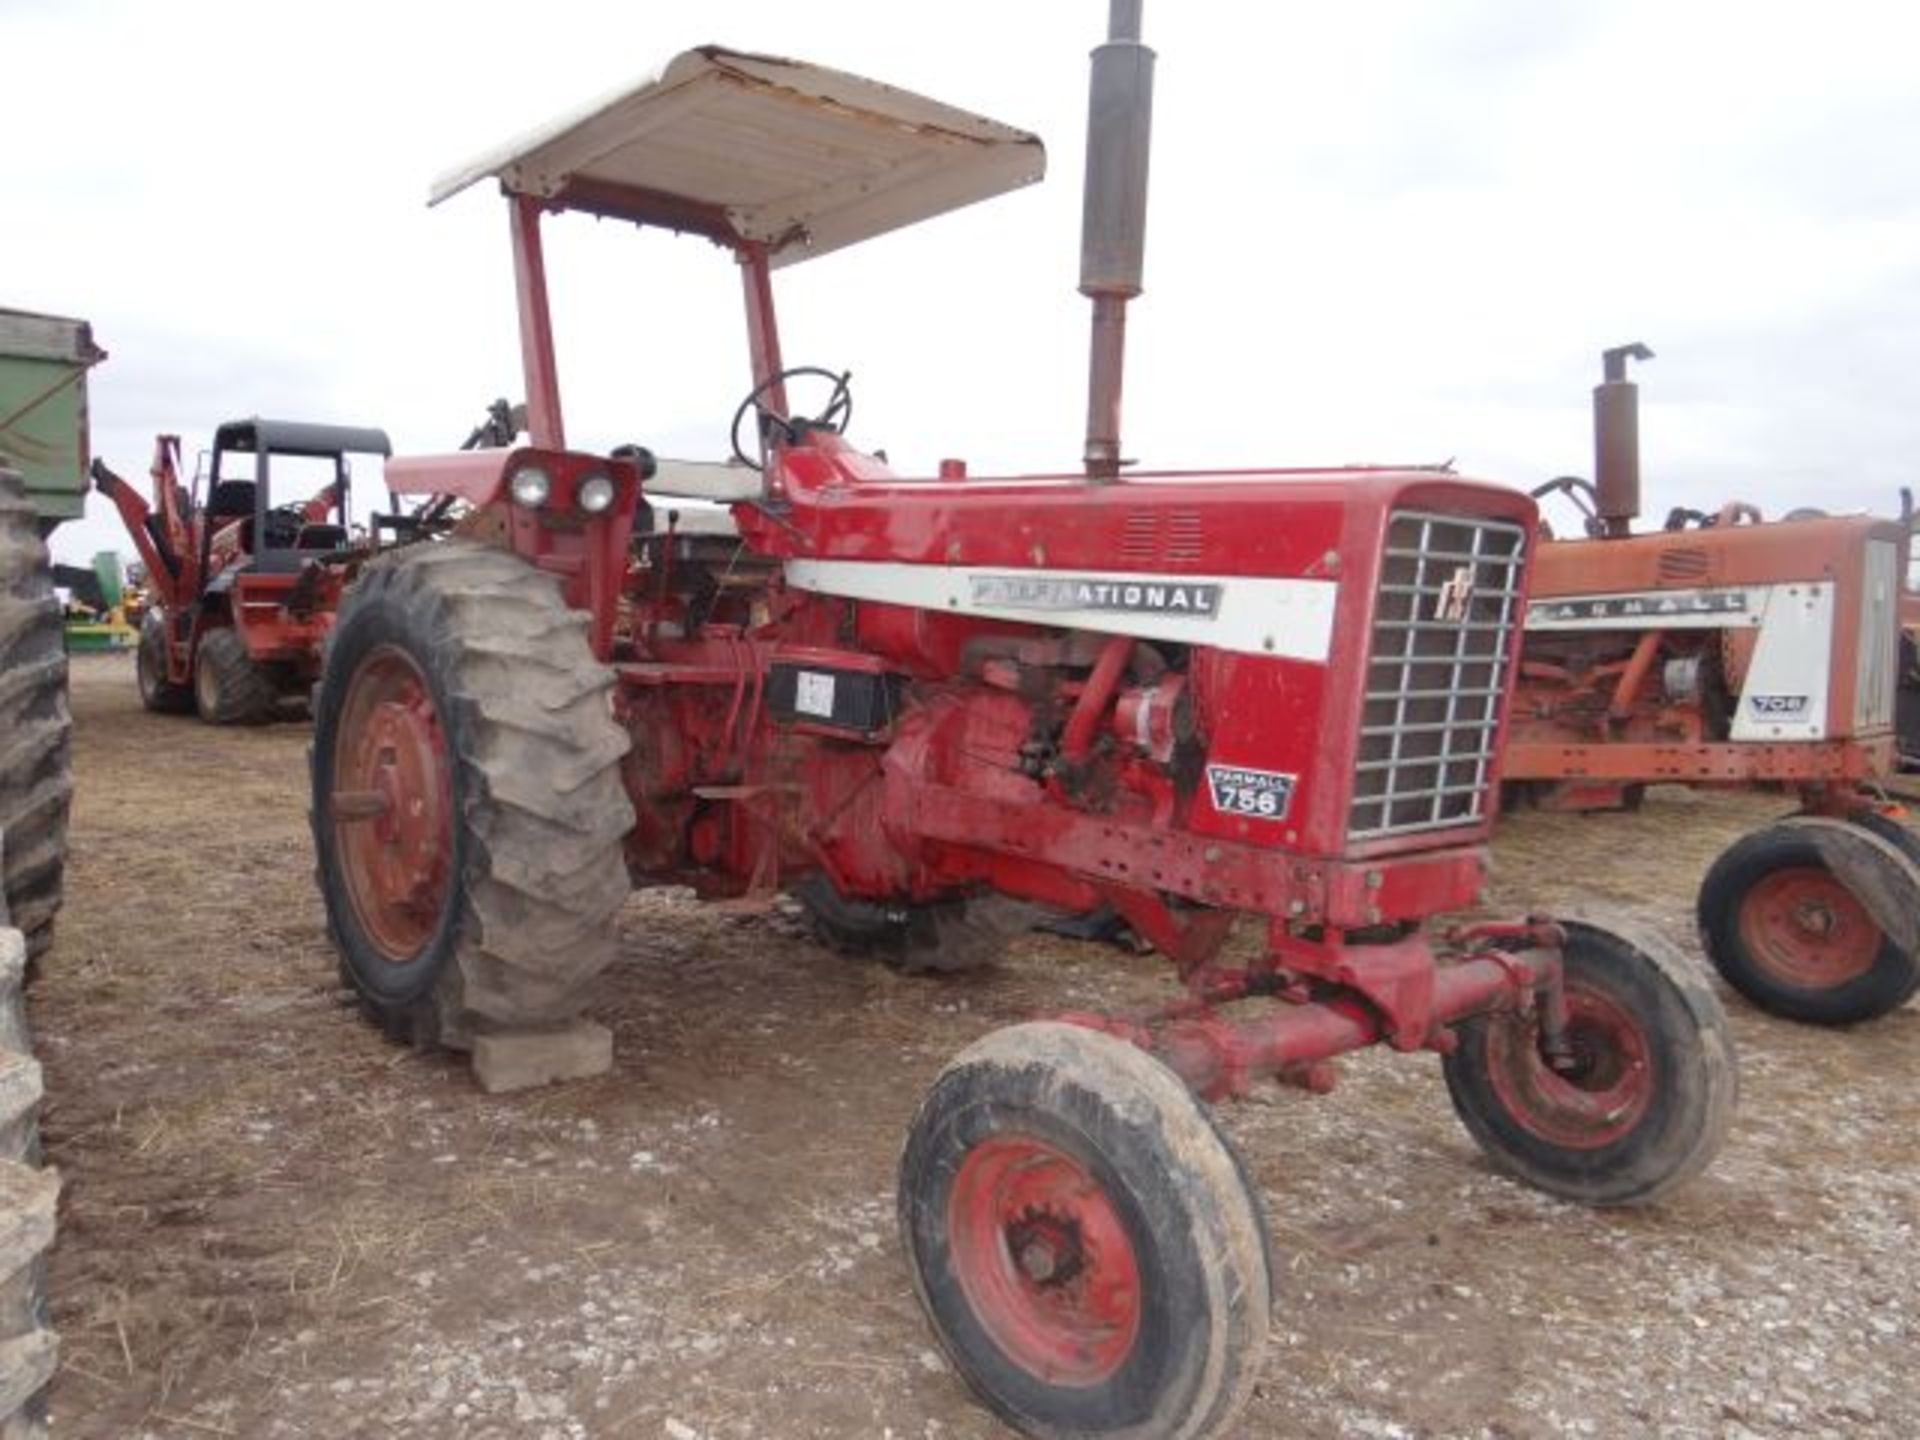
1205 764 1296 821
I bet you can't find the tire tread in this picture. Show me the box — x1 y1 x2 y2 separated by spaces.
0 467 71 960
312 541 634 1042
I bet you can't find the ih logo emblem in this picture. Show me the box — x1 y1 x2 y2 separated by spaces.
1434 565 1476 623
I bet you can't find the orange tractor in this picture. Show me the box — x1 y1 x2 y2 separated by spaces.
1510 345 1920 1024
93 418 389 723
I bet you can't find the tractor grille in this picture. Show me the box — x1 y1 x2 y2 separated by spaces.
1855 538 1898 731
1350 510 1528 841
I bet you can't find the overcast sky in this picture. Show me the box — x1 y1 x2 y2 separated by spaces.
7 0 1918 564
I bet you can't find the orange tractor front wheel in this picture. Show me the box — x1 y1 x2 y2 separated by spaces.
1697 816 1920 1025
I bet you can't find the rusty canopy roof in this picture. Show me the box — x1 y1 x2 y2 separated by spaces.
430 46 1046 268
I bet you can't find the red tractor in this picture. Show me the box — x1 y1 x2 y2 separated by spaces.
311 15 1735 1438
1511 346 1920 1026
93 418 390 723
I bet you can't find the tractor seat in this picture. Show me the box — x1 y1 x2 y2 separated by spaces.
206 479 258 519
250 547 319 575
295 523 348 551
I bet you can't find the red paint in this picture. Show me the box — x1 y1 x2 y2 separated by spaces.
739 246 787 422
947 1135 1143 1385
93 431 359 687
1060 634 1133 766
1736 866 1880 988
1515 443 1904 812
1058 935 1563 1102
510 194 566 448
1482 977 1653 1150
387 447 643 661
371 162 1601 1156
329 646 452 959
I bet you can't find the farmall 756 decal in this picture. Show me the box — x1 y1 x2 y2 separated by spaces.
1205 764 1295 820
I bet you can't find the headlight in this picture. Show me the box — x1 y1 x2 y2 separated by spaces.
509 466 551 507
576 473 616 514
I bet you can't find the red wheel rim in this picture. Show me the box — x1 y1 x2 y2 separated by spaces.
330 646 452 962
1736 866 1879 989
947 1134 1142 1387
1485 982 1654 1150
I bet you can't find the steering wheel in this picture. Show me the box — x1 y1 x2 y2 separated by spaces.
730 366 854 470
1663 500 1768 531
262 504 308 549
1529 475 1607 539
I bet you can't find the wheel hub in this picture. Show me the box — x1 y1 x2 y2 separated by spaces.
947 1135 1141 1386
1738 866 1878 988
331 648 452 962
1486 983 1654 1150
1009 1211 1086 1288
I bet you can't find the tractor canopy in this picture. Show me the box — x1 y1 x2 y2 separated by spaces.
205 419 392 575
212 419 392 460
429 46 1046 267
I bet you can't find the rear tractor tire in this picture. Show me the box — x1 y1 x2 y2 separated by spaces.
135 613 194 714
1443 917 1737 1206
793 873 1032 975
311 541 634 1048
0 925 59 1437
899 1022 1271 1439
0 467 73 961
192 626 277 725
1697 818 1920 1025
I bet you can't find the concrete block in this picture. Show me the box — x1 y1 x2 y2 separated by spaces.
471 1020 614 1094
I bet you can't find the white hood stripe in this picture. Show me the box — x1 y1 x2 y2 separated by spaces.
784 558 1336 661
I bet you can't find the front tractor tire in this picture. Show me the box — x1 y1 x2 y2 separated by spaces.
1443 918 1737 1207
136 613 194 714
192 626 277 725
311 542 634 1047
900 1023 1271 1440
1697 818 1920 1025
0 467 72 961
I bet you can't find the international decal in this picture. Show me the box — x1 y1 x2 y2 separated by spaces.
970 574 1223 616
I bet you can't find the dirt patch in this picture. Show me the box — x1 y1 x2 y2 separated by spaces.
30 653 1920 1437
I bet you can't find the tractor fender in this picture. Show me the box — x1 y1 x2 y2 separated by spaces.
1775 816 1920 957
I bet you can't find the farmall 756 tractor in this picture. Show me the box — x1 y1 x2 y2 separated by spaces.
93 418 390 723
310 12 1735 1437
1510 346 1920 1027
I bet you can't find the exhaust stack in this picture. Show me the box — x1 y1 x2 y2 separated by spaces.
1080 0 1155 482
1594 342 1653 537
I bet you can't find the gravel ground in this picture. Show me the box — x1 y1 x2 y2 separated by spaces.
28 653 1920 1438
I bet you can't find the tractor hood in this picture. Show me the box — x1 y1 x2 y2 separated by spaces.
429 46 1045 267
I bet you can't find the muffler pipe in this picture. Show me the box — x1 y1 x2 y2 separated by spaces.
1080 0 1155 481
1593 341 1653 536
